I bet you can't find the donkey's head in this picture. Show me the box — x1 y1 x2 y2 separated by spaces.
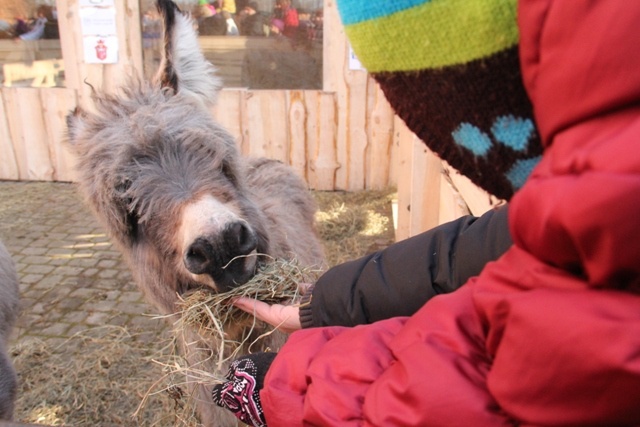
66 0 270 308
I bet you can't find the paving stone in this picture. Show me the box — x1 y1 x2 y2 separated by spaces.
116 302 155 316
52 265 85 276
20 247 48 256
120 290 145 303
69 287 100 299
23 264 56 275
20 273 44 284
83 300 119 313
21 255 50 265
56 297 87 311
85 311 112 326
39 322 73 337
97 259 119 269
46 247 75 256
97 270 119 280
67 257 100 268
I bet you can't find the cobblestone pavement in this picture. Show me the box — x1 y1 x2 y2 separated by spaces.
0 180 166 348
0 180 396 425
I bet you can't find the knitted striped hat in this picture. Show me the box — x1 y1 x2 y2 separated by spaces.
337 0 542 200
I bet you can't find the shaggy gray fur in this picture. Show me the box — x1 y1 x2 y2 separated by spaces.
65 0 324 425
0 240 19 420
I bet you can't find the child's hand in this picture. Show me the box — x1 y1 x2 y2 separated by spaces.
233 297 302 333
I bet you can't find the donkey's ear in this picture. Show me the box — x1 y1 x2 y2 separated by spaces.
155 0 221 106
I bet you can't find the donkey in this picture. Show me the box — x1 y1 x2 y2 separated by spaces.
64 0 325 424
0 240 19 421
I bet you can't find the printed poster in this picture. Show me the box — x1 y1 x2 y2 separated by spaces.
80 5 118 63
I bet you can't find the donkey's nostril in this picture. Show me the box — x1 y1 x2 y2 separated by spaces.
184 238 213 274
226 221 257 256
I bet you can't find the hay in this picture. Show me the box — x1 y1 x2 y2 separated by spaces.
11 325 180 427
313 189 395 265
176 257 320 342
133 258 321 424
171 257 319 370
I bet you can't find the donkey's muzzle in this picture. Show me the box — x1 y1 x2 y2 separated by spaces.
183 221 258 290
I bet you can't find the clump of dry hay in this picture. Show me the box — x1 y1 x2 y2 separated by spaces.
177 258 319 340
138 258 321 417
176 258 320 349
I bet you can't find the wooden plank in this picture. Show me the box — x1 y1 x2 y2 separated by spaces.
312 92 338 191
242 91 288 162
323 0 349 190
213 89 243 145
124 0 144 75
57 0 82 93
243 91 267 157
288 90 308 181
344 68 368 190
264 91 288 163
445 163 498 217
239 90 251 156
3 88 54 180
394 116 413 241
0 89 19 180
438 170 469 226
366 80 394 190
394 117 443 240
41 88 78 182
4 87 29 179
304 90 320 189
413 140 442 236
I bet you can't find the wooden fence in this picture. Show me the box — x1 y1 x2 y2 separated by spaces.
0 0 498 241
0 84 397 190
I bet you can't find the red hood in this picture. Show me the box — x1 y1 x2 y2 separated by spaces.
518 1 640 147
511 0 640 288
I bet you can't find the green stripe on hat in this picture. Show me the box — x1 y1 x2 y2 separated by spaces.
345 0 518 73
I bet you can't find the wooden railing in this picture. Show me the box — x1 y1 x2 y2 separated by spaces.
143 36 322 89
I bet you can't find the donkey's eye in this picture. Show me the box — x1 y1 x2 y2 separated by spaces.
115 178 132 194
221 161 238 187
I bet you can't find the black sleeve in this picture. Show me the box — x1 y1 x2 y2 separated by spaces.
299 205 511 328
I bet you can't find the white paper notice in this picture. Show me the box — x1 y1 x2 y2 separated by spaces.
80 5 118 64
80 7 117 36
79 0 115 6
348 45 365 71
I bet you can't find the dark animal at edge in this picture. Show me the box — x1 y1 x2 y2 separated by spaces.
0 240 19 421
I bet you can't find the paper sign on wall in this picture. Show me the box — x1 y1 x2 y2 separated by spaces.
80 5 118 64
80 7 117 35
79 0 115 6
348 44 365 71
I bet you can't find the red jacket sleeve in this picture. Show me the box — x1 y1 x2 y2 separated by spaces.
262 285 513 426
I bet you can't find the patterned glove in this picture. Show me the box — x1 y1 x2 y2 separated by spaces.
212 352 277 427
